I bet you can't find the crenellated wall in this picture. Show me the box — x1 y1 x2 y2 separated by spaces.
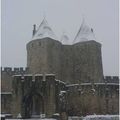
104 76 119 83
1 72 119 117
11 74 66 118
1 67 29 75
1 67 29 92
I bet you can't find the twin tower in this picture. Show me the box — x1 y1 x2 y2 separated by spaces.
27 18 103 84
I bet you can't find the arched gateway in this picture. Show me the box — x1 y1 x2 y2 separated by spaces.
22 91 44 118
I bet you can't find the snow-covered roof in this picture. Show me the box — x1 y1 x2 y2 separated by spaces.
32 18 58 40
73 19 95 44
61 32 70 45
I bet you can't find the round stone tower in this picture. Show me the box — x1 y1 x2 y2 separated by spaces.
73 40 103 83
73 18 103 83
27 18 62 80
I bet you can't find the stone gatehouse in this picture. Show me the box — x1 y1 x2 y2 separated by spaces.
1 18 119 118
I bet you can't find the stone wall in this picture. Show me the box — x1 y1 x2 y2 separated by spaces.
1 71 119 117
61 45 74 83
66 83 119 116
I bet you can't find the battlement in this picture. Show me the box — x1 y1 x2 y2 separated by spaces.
13 74 65 86
1 67 29 75
13 74 62 82
13 74 66 98
104 76 119 83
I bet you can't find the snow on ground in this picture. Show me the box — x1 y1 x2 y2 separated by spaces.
69 115 119 120
5 115 119 120
68 116 84 120
5 118 56 120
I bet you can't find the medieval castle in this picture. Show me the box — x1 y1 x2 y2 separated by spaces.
1 18 119 118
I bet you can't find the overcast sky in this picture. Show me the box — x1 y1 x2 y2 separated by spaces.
1 0 119 76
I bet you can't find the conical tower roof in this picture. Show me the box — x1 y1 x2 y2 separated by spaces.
73 19 95 44
61 32 69 45
32 18 57 40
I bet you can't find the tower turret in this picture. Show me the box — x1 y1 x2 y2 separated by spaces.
32 18 58 40
27 18 62 80
73 18 95 44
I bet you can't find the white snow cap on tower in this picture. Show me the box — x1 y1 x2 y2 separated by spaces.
61 32 70 45
32 18 58 40
73 18 95 44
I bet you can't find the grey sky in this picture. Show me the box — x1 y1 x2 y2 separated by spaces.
1 0 119 76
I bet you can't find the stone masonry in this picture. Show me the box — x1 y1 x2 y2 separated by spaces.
27 38 103 84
